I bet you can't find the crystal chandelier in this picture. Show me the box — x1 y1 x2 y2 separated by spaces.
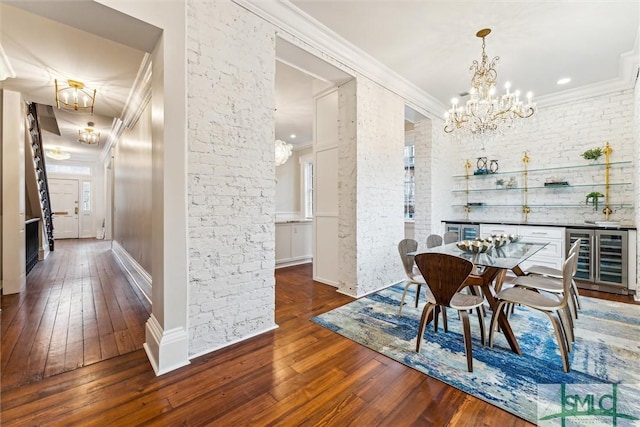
78 121 100 145
444 28 535 137
275 139 293 166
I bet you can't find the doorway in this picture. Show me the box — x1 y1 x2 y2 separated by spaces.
49 178 79 239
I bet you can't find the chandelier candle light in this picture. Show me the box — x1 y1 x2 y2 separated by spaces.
78 121 100 145
444 28 535 138
55 79 96 115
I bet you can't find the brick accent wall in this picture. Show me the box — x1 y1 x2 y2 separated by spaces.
447 90 635 225
635 78 639 288
186 0 277 357
412 118 431 244
338 77 405 297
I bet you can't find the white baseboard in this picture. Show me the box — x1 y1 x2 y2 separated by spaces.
275 258 312 269
144 314 190 376
337 280 403 299
111 240 152 304
188 324 279 361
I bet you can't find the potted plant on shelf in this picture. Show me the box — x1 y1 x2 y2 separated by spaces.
585 191 605 211
582 147 603 162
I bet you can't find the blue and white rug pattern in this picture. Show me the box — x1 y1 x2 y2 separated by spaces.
312 283 640 423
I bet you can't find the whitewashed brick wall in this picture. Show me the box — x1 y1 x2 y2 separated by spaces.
338 77 405 297
634 79 639 289
412 119 432 244
445 89 635 225
186 0 276 357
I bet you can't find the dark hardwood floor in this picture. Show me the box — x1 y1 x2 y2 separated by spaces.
1 239 150 391
2 240 636 425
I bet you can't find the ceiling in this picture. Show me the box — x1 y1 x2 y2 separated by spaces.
0 2 157 163
291 1 639 107
1 1 638 162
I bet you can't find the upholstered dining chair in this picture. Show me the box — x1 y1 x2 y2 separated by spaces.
443 231 459 244
489 253 576 373
414 252 485 372
426 234 443 248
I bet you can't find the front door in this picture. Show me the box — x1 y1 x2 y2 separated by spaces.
49 178 79 239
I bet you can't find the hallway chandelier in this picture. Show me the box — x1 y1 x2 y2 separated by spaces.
275 139 293 166
444 28 535 137
78 122 100 145
55 79 96 114
46 147 70 161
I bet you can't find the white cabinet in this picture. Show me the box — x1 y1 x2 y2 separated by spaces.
479 223 565 272
275 221 313 268
479 224 518 237
517 226 565 271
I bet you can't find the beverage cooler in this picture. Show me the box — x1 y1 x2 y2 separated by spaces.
444 223 480 241
566 229 629 294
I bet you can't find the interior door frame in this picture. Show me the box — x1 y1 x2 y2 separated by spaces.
49 177 80 239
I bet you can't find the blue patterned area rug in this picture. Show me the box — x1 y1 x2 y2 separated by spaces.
312 283 640 423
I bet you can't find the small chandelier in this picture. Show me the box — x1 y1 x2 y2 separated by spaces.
78 121 100 145
46 147 70 160
55 79 96 114
275 139 293 166
444 28 534 137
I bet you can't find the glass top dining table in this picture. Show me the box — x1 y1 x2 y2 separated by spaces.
410 240 549 354
413 241 548 273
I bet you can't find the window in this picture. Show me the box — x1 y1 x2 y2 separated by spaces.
404 145 415 219
300 155 314 218
82 181 92 212
46 163 92 175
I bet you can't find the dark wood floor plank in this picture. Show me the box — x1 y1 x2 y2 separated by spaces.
4 257 634 425
1 239 150 392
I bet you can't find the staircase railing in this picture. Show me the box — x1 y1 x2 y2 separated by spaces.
27 102 55 251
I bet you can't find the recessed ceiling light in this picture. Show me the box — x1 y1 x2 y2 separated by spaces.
290 134 296 139
557 77 571 85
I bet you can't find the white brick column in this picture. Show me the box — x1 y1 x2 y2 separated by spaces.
337 77 405 297
187 0 277 357
413 118 432 245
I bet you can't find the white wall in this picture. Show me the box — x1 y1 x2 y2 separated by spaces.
275 146 312 218
313 88 340 286
337 77 405 297
1 89 26 294
186 0 277 357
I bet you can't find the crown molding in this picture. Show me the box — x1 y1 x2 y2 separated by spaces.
293 141 313 151
536 43 639 108
0 42 16 81
100 53 152 163
233 0 446 120
234 0 638 121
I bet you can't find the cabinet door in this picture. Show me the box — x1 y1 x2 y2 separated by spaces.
275 224 292 262
291 223 313 259
445 224 461 235
595 230 627 287
479 224 518 238
566 230 594 282
461 225 479 241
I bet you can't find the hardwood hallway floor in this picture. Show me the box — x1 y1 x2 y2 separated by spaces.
1 239 150 391
1 255 536 426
